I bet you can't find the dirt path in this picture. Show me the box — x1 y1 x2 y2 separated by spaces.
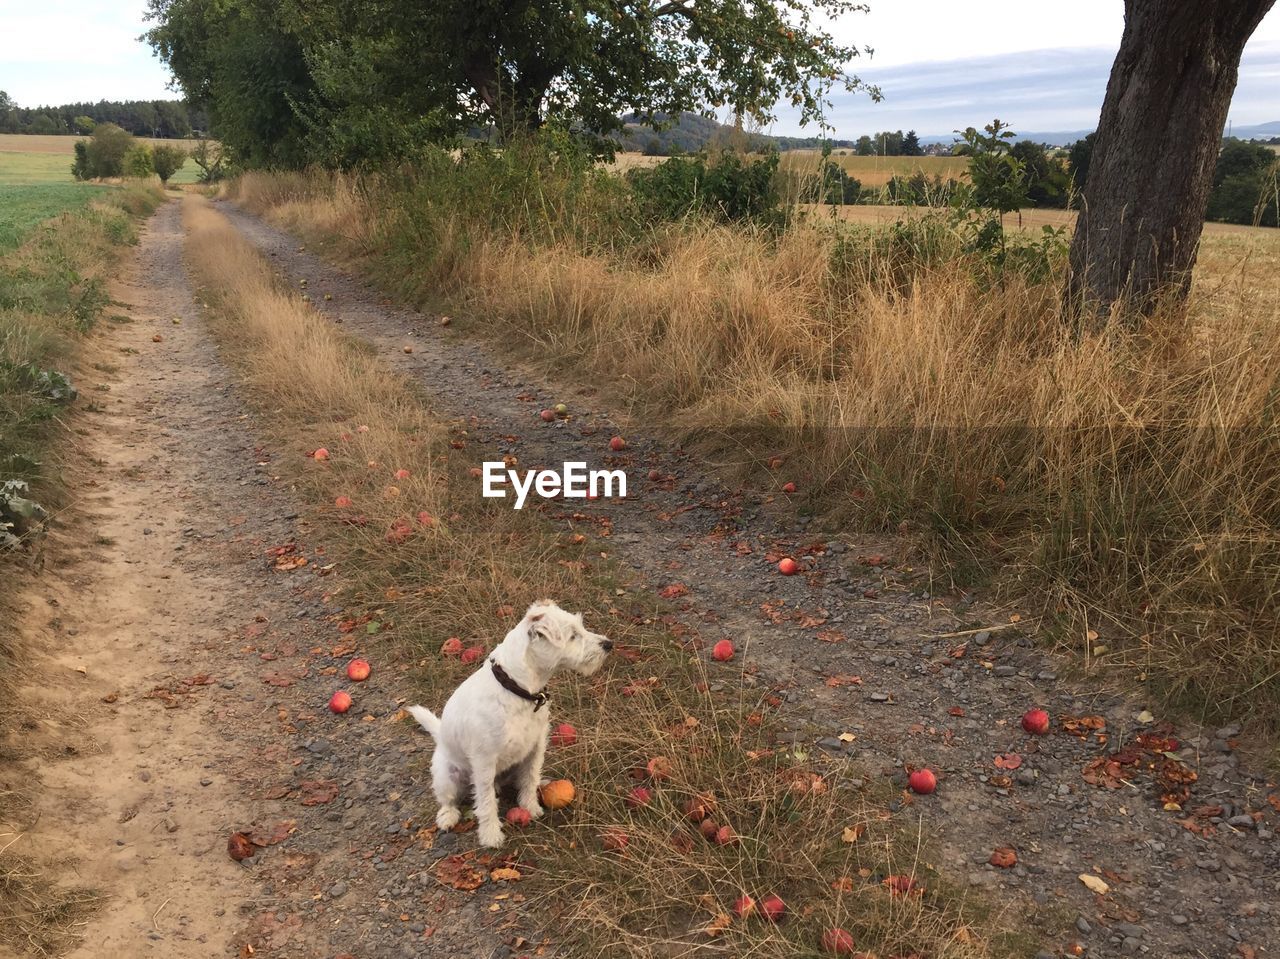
6 201 526 959
217 200 1280 959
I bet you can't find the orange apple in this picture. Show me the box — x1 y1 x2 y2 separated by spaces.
778 557 799 575
345 659 371 682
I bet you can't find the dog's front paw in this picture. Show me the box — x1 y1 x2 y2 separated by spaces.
524 801 545 819
477 823 506 848
436 806 461 831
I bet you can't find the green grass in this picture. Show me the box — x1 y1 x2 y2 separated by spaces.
0 146 198 251
0 184 104 253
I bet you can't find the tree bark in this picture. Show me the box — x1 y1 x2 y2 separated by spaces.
1067 0 1275 320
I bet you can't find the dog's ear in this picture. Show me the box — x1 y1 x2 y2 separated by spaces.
528 613 563 646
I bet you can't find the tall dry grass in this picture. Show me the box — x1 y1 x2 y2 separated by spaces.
183 194 1013 957
228 163 1280 737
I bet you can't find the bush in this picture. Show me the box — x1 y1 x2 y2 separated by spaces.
627 151 785 226
124 144 154 178
801 158 861 205
151 144 188 185
71 123 135 179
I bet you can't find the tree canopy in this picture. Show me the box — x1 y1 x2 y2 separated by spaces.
144 0 875 166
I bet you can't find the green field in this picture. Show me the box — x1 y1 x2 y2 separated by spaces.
0 136 194 251
0 153 107 252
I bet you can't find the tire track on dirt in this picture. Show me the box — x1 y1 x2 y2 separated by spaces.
8 201 526 959
219 199 1280 959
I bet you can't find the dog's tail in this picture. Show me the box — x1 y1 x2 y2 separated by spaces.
405 705 441 739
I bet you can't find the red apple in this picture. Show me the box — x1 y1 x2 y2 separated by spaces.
711 639 735 662
714 824 737 846
778 557 799 576
345 658 371 682
460 645 484 665
908 768 937 795
781 481 797 494
313 447 330 461
609 436 626 451
551 723 578 747
732 895 756 919
394 468 411 480
328 690 352 714
759 894 786 922
356 425 369 433
648 469 661 481
625 786 652 808
334 495 353 508
698 818 719 841
1021 708 1051 735
440 637 464 657
540 409 556 422
670 830 695 854
385 520 412 544
505 807 532 827
417 511 434 526
820 928 857 954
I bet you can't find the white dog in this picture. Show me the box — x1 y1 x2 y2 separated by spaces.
407 601 612 847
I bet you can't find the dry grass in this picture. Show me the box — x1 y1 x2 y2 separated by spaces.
823 203 1275 238
183 194 1019 957
228 165 1280 740
780 152 969 187
0 133 195 156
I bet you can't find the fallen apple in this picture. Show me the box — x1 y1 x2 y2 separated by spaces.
334 495 353 508
440 637 463 657
329 690 352 714
759 894 786 923
346 659 371 682
907 768 937 795
417 511 434 526
778 557 799 576
505 807 532 827
1021 708 1051 736
609 436 626 451
625 786 652 808
439 315 451 326
648 469 661 481
460 645 484 665
394 468 411 480
711 639 735 662
540 409 556 422
540 779 576 809
550 723 578 747
227 831 256 862
402 345 413 354
714 824 737 846
601 828 629 852
646 756 673 781
781 482 797 494
732 895 755 919
385 520 412 544
313 447 330 461
698 818 719 841
554 403 568 415
820 928 856 955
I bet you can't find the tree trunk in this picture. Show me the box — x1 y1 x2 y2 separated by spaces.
1067 0 1275 320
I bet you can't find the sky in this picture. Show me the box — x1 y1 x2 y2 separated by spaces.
1 0 1277 140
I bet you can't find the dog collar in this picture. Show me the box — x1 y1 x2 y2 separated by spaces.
489 658 550 711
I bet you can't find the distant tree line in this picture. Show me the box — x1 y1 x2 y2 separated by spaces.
1069 133 1277 227
0 91 206 139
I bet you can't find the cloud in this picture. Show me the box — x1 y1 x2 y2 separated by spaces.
769 43 1280 140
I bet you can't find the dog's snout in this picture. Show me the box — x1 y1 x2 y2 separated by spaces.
601 639 614 652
